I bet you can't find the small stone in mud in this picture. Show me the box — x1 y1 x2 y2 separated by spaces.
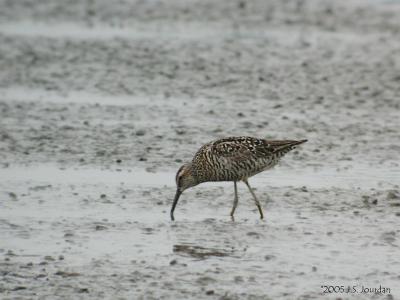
58 255 64 260
78 288 89 293
12 286 27 291
156 201 163 205
301 186 308 192
44 255 55 261
372 199 378 205
237 112 245 117
206 290 215 295
135 129 146 136
96 150 106 156
395 212 400 217
246 231 260 238
95 225 107 231
55 271 81 277
264 255 275 261
8 192 17 200
387 190 400 200
241 121 253 128
169 259 178 266
175 129 186 135
312 266 317 272
100 194 106 198
139 157 147 161
116 159 122 163
234 275 244 283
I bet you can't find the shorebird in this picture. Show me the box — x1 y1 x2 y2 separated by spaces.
171 136 307 221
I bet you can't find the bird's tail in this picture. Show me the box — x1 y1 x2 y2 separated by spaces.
271 139 307 153
291 139 308 146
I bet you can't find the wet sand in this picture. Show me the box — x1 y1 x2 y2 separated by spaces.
1 0 400 299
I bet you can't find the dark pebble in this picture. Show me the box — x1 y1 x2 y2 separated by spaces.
55 271 80 277
169 259 177 265
8 192 17 199
206 290 215 295
116 159 122 163
95 225 107 231
100 194 106 198
136 130 146 136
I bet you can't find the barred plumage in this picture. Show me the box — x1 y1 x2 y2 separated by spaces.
171 136 307 221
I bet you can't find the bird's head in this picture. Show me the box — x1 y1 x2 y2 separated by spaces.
171 163 198 221
175 163 197 193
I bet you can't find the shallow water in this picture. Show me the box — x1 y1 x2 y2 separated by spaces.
1 163 398 190
1 0 400 298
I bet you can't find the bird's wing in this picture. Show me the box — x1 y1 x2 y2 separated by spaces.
211 137 274 161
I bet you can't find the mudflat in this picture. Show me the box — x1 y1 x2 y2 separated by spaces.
0 0 399 299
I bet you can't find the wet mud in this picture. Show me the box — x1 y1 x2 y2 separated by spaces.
1 0 400 299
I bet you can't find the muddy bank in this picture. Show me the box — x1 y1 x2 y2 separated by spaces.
1 175 400 299
1 0 400 299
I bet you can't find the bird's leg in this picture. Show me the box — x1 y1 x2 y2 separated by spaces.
230 181 239 220
243 179 264 219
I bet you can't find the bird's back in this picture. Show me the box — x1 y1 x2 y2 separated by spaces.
192 136 306 182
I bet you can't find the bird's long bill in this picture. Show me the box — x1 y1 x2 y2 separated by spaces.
170 189 182 221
